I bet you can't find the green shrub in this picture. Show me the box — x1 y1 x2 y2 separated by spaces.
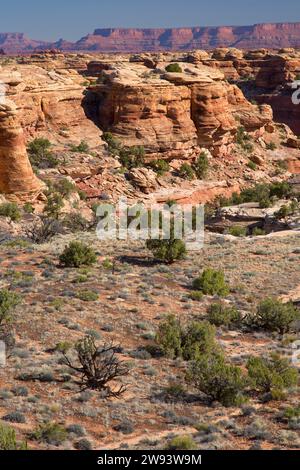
181 321 217 360
266 142 277 151
69 141 89 153
102 132 122 155
166 435 196 450
193 152 209 179
43 192 64 219
187 352 247 407
252 227 265 236
156 314 182 359
63 213 89 232
178 163 194 180
275 201 299 220
219 182 289 208
146 237 186 264
0 289 21 327
252 298 300 334
192 268 229 297
0 423 27 450
23 202 34 214
165 63 183 73
27 138 58 169
148 159 170 176
59 241 97 268
236 126 254 153
188 291 204 301
208 303 241 327
156 316 217 361
0 202 21 222
228 225 247 237
120 146 145 169
247 160 257 171
247 354 298 400
29 422 67 446
76 290 99 302
50 178 77 199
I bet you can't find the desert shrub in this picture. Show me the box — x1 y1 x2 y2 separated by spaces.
187 352 247 407
252 227 265 236
193 152 209 179
76 290 99 302
166 435 196 450
69 141 89 153
266 142 277 151
178 163 194 180
147 159 170 176
247 354 298 400
165 63 183 73
26 217 62 244
119 146 145 169
0 289 21 327
236 126 254 152
63 336 129 397
50 178 77 199
228 225 247 237
181 321 217 360
0 423 27 450
23 202 34 214
102 132 122 155
146 219 186 264
270 181 292 199
29 422 67 446
208 303 241 327
192 268 229 297
43 192 64 219
156 314 182 359
251 298 300 334
27 138 58 169
189 291 204 301
0 202 21 222
156 315 217 361
59 241 97 268
63 213 90 232
275 201 299 220
247 160 257 171
74 438 93 450
220 183 283 208
146 237 186 264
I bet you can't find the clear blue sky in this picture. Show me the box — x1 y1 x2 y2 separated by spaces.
0 0 299 41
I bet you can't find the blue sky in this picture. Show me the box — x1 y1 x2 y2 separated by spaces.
0 0 299 41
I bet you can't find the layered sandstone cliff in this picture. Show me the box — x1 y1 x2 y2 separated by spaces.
0 63 103 148
2 23 300 54
87 60 272 158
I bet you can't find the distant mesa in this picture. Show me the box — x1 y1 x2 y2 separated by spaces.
2 23 300 54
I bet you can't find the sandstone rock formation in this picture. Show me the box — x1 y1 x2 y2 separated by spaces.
87 60 272 159
0 99 42 201
0 63 103 148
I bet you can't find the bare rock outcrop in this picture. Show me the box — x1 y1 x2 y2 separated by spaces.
88 61 272 159
0 99 42 201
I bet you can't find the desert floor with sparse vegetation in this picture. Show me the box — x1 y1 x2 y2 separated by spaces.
0 228 299 450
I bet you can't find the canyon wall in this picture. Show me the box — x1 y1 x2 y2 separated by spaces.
2 23 300 54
